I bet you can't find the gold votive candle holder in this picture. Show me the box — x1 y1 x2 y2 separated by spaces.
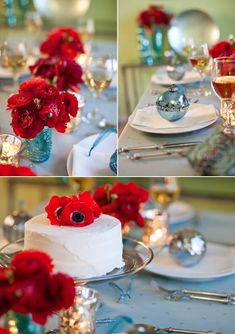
59 286 100 334
142 209 168 249
0 134 22 166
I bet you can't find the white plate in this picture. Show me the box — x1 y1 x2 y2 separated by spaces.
146 242 235 281
168 201 195 224
151 69 201 86
67 133 116 176
128 110 217 135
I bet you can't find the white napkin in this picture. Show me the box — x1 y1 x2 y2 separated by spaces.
151 70 201 85
131 103 217 130
71 133 117 176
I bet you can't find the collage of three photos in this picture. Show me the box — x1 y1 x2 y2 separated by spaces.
0 0 235 333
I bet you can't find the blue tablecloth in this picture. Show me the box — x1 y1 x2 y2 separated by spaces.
93 210 235 334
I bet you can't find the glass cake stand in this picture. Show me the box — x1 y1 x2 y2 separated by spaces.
0 238 153 284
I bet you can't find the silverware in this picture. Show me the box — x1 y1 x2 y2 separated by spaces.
98 119 116 129
127 323 221 334
127 148 191 160
152 282 235 305
119 142 200 154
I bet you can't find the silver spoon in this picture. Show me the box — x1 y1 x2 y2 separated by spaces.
127 323 221 334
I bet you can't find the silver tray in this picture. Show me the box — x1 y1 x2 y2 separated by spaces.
0 238 153 284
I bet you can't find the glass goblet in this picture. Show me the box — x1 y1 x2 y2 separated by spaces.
83 55 114 125
189 43 211 96
211 57 235 135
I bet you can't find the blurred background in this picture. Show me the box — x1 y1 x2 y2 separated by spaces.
118 0 235 124
0 177 235 224
0 0 116 38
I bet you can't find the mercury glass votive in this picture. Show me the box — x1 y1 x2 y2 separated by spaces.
59 287 100 334
65 93 86 133
141 209 168 250
0 134 22 166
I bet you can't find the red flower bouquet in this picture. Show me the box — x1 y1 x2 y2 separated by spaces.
209 40 235 58
93 182 149 228
0 250 75 325
7 77 78 139
45 191 101 227
40 27 84 60
29 57 83 93
137 5 172 29
0 165 36 176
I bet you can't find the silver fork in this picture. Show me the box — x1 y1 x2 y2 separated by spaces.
151 282 235 305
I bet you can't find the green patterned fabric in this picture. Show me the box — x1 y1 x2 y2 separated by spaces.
187 129 235 176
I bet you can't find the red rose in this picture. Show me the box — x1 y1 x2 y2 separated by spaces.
60 91 78 117
45 195 73 225
29 57 57 81
47 273 75 310
11 250 53 280
39 84 59 102
19 77 48 97
40 27 84 60
0 165 36 176
56 58 83 92
11 104 44 139
209 41 233 58
7 93 32 109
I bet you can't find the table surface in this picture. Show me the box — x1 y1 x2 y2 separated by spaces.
0 39 117 176
118 76 221 176
1 208 235 333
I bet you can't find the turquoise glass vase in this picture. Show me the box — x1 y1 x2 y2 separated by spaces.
136 25 154 65
24 127 52 163
151 25 169 63
5 312 45 334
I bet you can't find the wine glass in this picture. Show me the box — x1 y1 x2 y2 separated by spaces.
0 40 28 89
76 18 95 54
150 177 180 214
182 37 195 58
211 57 235 135
83 55 114 125
189 44 211 96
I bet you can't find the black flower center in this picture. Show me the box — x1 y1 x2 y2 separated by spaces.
56 207 63 219
71 211 84 224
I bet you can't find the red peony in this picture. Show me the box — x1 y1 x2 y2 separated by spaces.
93 182 149 228
45 191 101 227
11 250 53 280
7 77 79 139
40 27 84 60
0 165 36 176
137 5 172 29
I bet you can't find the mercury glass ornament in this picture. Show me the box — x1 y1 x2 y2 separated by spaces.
169 229 207 267
3 203 31 242
156 85 190 121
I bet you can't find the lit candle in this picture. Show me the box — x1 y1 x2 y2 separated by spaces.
0 134 22 166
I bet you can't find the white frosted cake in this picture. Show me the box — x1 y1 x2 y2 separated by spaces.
24 213 123 278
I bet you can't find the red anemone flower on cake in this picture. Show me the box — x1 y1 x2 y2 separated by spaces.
45 195 73 225
61 201 95 227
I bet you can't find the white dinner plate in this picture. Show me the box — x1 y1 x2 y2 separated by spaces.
168 201 195 224
128 109 217 135
151 68 201 86
146 242 235 281
67 133 116 176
